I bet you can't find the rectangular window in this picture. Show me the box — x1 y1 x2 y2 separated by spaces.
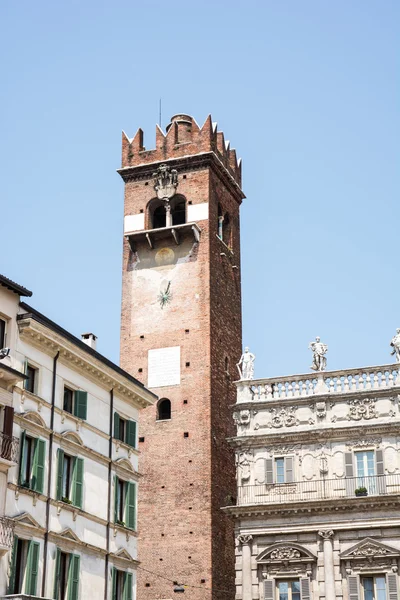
25 364 37 394
362 576 386 600
114 477 136 530
8 537 40 596
19 433 46 493
63 387 87 421
0 318 6 348
266 457 294 484
53 548 80 600
114 412 137 449
277 581 301 600
56 449 84 508
112 567 133 600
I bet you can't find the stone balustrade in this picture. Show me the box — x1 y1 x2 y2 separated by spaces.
238 363 400 403
0 516 14 550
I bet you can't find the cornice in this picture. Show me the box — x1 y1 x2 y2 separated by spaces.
18 318 155 408
117 151 245 203
228 421 400 448
223 494 400 519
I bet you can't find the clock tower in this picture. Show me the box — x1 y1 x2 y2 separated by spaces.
118 114 244 600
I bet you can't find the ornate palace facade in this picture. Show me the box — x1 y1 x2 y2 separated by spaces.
226 362 400 600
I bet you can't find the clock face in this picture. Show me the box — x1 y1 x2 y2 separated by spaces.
158 281 172 309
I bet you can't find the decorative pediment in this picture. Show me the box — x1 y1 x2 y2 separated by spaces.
341 538 400 560
257 543 316 563
56 528 81 543
22 411 46 428
114 548 134 561
115 457 135 473
13 512 42 530
61 431 83 446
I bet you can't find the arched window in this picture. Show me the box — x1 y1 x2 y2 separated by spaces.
157 398 171 421
152 204 166 229
217 204 224 240
148 196 186 229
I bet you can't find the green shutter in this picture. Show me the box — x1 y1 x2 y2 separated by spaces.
111 567 117 600
74 391 87 420
114 475 119 523
32 438 46 493
126 421 137 449
72 458 84 509
67 554 80 600
123 572 133 600
125 482 136 530
18 430 27 486
56 449 65 501
7 535 19 594
53 547 61 600
114 412 120 440
26 540 40 595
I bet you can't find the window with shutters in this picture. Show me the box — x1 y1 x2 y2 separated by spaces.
345 449 385 496
112 567 133 600
19 432 46 493
7 537 40 596
265 456 294 484
114 476 137 530
56 449 84 508
114 412 137 448
63 387 87 421
53 548 80 600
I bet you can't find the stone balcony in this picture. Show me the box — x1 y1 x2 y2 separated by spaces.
0 516 15 554
0 432 19 470
235 474 400 506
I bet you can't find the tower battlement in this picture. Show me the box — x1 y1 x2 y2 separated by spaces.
121 114 242 186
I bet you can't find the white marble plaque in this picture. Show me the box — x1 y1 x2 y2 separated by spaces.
148 346 181 388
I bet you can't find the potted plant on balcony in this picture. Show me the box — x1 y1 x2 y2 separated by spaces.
355 486 368 497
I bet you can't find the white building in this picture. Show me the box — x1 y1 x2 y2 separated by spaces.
226 359 400 600
0 274 156 600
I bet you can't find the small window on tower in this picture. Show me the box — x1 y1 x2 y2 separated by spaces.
157 398 171 421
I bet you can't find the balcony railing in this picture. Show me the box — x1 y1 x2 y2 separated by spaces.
246 364 400 402
0 432 19 463
0 516 15 550
236 475 400 506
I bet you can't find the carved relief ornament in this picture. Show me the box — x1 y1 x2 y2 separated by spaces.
237 534 253 546
346 438 381 450
348 398 377 421
269 406 298 428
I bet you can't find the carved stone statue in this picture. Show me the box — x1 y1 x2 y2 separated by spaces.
153 164 178 200
237 347 255 380
309 337 328 372
390 328 400 363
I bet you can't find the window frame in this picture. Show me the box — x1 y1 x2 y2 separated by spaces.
157 398 171 421
24 363 38 395
266 456 294 485
0 316 6 348
361 575 387 600
62 385 87 421
276 580 301 600
114 476 137 530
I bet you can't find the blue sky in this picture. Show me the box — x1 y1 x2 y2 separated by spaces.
1 1 399 377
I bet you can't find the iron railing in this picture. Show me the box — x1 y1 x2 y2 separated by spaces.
0 432 19 463
0 516 14 549
237 475 400 506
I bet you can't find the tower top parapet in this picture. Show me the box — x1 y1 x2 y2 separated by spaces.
120 114 242 186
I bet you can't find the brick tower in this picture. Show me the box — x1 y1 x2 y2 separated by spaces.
118 114 244 600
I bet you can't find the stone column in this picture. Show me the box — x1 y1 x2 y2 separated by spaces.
318 530 335 600
238 534 253 600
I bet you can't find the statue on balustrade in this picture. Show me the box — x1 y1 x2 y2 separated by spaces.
237 347 255 380
390 328 400 363
309 336 328 372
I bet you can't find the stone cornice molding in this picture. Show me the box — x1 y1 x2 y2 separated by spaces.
12 512 46 537
17 318 155 408
110 548 139 569
222 494 400 518
117 151 245 203
228 422 400 448
48 528 108 557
